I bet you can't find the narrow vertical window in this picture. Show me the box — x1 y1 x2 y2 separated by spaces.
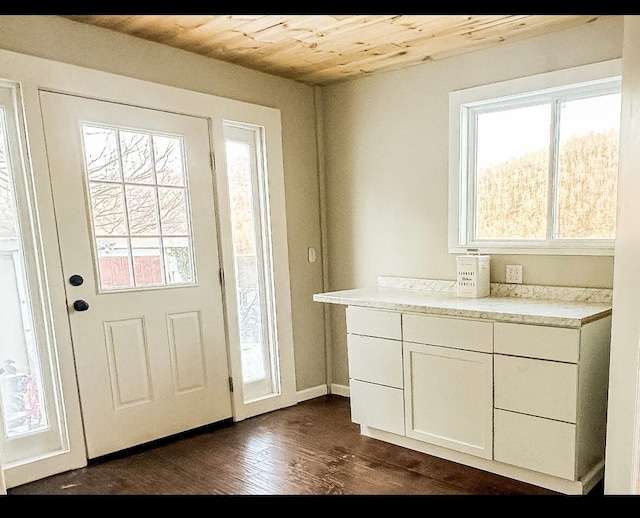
224 122 279 402
0 83 72 469
0 100 48 439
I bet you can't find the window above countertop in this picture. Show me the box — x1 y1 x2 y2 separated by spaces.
448 59 622 256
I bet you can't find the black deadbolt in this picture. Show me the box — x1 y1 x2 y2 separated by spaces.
73 300 89 312
69 274 84 286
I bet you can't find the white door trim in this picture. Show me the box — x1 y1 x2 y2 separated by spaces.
0 451 6 495
604 15 640 495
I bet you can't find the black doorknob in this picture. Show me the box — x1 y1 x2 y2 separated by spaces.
73 300 89 312
69 274 84 286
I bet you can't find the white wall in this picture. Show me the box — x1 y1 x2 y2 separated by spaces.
604 15 640 495
0 15 328 393
321 16 624 386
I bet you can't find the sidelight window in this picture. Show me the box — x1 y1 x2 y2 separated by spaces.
0 102 48 439
224 122 280 402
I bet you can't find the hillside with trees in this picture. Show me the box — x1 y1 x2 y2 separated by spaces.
475 129 619 240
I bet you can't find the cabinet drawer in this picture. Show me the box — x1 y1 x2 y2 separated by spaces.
346 306 401 340
494 409 577 480
494 354 577 422
403 313 493 353
494 322 579 363
347 334 403 388
349 379 405 435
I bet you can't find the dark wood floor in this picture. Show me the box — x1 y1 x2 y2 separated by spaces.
6 395 603 496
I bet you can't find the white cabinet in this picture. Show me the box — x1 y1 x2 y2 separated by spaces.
402 313 493 459
342 303 611 494
346 307 404 435
493 318 611 481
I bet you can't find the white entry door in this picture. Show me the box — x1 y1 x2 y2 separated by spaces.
39 91 232 459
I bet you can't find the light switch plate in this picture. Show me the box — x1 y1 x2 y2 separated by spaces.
308 247 317 263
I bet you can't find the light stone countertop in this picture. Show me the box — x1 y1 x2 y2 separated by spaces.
313 276 613 328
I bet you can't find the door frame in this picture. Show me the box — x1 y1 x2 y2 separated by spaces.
0 48 296 487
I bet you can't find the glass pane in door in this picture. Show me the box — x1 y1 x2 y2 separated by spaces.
81 125 196 291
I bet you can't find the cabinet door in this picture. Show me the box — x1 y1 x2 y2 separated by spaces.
403 342 493 459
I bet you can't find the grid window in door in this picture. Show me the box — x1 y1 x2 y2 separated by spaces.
81 125 195 290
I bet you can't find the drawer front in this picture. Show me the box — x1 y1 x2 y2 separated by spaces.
494 409 577 480
346 306 401 340
347 334 403 388
402 313 493 353
494 322 579 363
494 354 578 422
350 379 405 435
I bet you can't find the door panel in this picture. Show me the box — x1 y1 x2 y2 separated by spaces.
40 91 232 458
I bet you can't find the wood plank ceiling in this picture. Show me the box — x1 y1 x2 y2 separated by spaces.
63 14 608 86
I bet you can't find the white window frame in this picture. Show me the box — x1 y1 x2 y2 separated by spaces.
448 59 622 256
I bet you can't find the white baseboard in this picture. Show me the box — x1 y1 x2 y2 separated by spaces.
295 383 350 402
329 383 350 397
296 384 328 402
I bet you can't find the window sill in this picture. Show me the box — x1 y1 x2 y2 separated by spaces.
449 244 614 257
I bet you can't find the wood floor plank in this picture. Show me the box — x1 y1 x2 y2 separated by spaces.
6 395 600 496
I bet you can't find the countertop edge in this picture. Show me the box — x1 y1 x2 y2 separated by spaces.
312 291 613 328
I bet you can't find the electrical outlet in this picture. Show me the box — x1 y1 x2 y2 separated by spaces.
506 264 523 284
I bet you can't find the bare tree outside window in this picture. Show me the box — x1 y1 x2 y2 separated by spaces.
0 134 16 238
0 109 48 437
226 138 266 381
82 125 195 289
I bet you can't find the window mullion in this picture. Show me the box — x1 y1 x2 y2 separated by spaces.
114 129 135 288
547 98 561 243
466 108 478 246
